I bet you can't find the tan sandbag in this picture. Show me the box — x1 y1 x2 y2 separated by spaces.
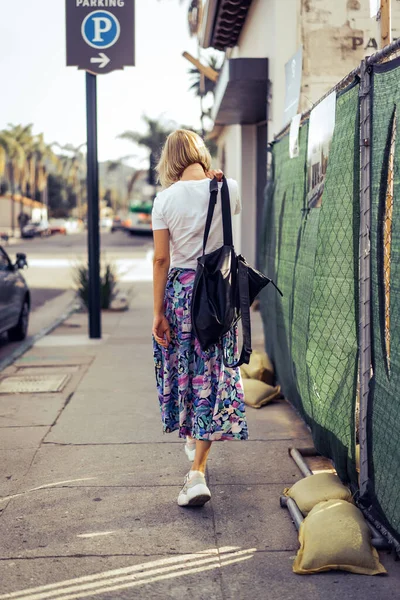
293 499 387 575
240 367 250 379
284 472 353 516
241 350 274 384
243 379 281 409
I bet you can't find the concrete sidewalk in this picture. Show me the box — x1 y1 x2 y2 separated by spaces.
0 282 399 600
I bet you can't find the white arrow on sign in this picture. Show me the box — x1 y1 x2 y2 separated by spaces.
90 52 110 69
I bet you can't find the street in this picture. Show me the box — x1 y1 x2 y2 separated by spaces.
3 229 153 298
0 230 153 362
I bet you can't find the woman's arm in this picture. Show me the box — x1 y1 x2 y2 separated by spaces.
152 229 171 348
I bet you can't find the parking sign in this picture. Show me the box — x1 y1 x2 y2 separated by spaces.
66 0 135 75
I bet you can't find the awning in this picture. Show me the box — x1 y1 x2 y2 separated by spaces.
201 0 254 50
211 58 269 125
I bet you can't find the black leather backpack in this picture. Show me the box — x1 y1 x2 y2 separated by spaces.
191 177 282 368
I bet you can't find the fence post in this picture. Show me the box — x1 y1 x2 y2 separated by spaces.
358 59 372 501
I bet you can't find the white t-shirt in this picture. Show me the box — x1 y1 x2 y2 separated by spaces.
152 178 241 270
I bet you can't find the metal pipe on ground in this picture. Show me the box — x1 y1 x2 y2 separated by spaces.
289 448 314 477
280 496 304 530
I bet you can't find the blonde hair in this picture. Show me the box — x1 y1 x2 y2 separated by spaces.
156 129 212 188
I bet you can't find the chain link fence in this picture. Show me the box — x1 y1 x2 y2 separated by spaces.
260 38 400 552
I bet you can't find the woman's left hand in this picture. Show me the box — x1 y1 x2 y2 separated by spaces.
152 314 171 348
205 169 224 182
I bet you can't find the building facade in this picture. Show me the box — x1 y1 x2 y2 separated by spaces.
196 0 400 265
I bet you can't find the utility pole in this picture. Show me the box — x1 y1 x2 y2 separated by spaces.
380 0 392 49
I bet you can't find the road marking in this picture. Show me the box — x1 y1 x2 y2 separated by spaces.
0 547 255 600
27 258 153 282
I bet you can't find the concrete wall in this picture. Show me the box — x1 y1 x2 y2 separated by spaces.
300 0 400 110
230 0 299 139
217 125 242 253
240 125 257 266
226 0 400 137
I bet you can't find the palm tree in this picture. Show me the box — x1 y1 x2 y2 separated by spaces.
32 134 60 209
188 55 220 97
118 116 175 185
106 159 145 212
0 143 6 182
0 130 26 235
188 54 220 136
4 124 33 211
54 143 86 217
6 125 60 222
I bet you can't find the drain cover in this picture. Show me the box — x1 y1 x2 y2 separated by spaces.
0 374 70 394
17 366 80 375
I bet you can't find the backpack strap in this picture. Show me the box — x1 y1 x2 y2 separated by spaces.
223 258 252 368
220 176 233 247
202 177 219 254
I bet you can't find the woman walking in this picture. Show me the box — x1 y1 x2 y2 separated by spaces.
152 130 248 508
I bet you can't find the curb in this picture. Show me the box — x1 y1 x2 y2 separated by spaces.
0 301 77 373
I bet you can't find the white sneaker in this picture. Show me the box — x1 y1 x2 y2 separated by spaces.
184 439 196 462
177 471 211 507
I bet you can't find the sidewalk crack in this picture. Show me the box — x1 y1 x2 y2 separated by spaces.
42 392 75 445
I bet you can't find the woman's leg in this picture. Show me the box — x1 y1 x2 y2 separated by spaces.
191 440 212 473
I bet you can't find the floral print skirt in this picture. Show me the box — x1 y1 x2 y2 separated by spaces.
153 268 248 442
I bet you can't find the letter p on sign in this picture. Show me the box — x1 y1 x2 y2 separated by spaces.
82 10 121 49
92 17 112 42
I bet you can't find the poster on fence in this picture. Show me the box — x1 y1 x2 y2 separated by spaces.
307 91 336 208
289 114 301 158
283 47 303 126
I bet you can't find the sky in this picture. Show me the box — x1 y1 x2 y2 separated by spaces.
0 0 203 164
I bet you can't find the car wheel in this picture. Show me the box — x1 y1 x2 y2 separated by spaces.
8 299 29 342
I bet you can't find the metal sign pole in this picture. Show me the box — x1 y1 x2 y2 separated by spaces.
86 72 101 339
66 0 135 339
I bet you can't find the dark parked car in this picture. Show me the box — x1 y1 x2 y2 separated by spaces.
21 221 51 239
0 247 30 341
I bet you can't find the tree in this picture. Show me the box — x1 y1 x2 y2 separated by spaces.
54 143 86 217
188 54 220 136
47 173 69 218
0 130 26 235
118 116 175 185
32 133 60 206
47 173 78 218
106 159 145 211
188 55 220 98
5 124 60 223
5 124 33 203
0 143 6 182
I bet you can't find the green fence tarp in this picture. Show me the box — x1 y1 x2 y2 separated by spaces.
261 84 359 484
260 124 308 418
